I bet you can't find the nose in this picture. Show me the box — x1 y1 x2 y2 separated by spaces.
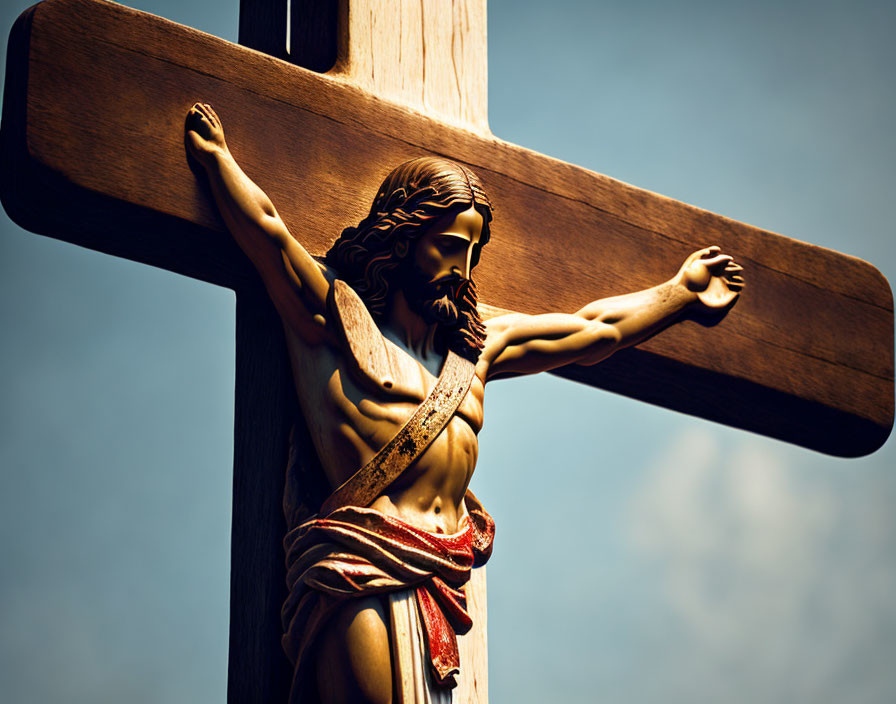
458 246 475 279
450 262 471 282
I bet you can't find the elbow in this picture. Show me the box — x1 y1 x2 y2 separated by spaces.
592 320 622 345
579 321 621 365
260 200 278 219
576 305 622 326
259 212 281 235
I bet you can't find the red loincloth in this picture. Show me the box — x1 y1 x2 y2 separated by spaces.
281 495 495 700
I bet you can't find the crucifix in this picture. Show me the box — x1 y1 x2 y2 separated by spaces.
2 0 892 702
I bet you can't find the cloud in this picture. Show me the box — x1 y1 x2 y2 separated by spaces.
628 428 896 703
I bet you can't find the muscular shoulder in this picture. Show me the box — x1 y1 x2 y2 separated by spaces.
475 312 531 379
478 310 619 380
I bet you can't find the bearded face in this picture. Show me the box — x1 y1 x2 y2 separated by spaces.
399 258 485 362
395 205 487 360
402 264 467 326
324 158 492 361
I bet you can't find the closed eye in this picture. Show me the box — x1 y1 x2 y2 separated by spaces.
437 235 467 253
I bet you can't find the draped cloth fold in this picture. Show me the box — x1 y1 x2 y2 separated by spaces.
281 493 495 701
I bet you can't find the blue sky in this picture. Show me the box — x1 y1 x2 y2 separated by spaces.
2 1 895 702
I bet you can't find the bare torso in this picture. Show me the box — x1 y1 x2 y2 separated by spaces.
284 323 485 535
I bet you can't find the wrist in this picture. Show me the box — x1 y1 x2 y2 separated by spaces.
204 145 232 170
668 277 699 308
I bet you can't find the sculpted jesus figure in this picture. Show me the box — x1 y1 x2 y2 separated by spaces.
185 102 743 704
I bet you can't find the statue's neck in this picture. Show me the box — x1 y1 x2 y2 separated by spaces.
384 289 441 362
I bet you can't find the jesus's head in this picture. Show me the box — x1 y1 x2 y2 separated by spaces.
325 157 493 361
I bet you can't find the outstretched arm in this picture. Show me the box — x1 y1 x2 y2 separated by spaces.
479 246 743 379
185 103 330 341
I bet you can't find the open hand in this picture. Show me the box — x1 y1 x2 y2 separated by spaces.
676 245 744 311
185 102 228 165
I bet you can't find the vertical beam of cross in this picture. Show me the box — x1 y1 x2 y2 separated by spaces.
228 3 320 700
230 4 313 699
228 293 295 700
227 3 494 699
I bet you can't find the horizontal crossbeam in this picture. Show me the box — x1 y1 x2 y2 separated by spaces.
2 0 892 455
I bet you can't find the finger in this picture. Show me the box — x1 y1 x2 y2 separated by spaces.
724 280 745 291
189 112 212 130
727 275 745 285
724 263 743 272
189 109 210 129
185 108 209 131
202 103 220 127
186 130 203 149
702 253 734 269
699 245 722 258
195 103 217 129
187 105 205 122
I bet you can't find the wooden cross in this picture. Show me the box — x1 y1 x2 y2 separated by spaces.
2 0 892 701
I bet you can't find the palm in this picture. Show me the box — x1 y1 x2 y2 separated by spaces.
678 246 744 311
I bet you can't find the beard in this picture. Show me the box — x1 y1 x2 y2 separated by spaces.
403 266 466 326
401 264 486 362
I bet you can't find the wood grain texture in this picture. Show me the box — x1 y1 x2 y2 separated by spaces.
241 3 488 700
455 566 489 703
389 567 487 703
229 290 295 703
2 0 892 456
331 0 489 133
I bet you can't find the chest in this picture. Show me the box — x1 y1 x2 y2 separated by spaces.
285 315 484 432
325 343 484 435
326 278 485 428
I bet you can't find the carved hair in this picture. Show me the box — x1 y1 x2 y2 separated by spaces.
325 157 493 361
